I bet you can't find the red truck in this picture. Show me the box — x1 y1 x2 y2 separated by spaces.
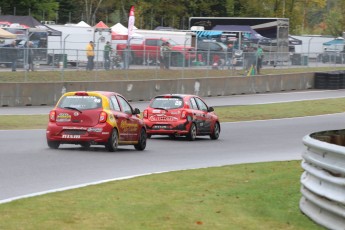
116 38 196 66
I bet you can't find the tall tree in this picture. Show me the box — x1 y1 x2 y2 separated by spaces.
0 0 58 21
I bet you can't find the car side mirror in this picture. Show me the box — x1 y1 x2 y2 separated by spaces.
208 107 214 112
133 108 140 115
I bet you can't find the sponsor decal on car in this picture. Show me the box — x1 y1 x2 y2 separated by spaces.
62 126 88 130
62 135 81 139
120 120 138 132
87 127 103 132
57 113 71 122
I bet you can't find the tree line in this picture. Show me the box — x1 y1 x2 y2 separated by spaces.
0 0 344 36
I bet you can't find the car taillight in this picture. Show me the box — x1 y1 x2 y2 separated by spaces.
143 110 148 119
49 111 56 122
181 110 187 119
99 111 107 123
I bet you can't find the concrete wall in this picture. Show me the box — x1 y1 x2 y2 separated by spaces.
0 72 314 107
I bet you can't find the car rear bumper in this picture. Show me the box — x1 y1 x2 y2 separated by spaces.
144 120 191 135
46 123 113 143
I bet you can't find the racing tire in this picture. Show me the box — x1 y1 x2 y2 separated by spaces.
134 128 147 151
210 122 220 140
106 128 119 152
47 140 60 149
187 123 197 141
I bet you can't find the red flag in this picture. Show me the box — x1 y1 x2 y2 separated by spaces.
127 5 135 44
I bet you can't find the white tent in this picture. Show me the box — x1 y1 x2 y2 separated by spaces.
111 23 128 35
77 21 91 27
64 21 91 27
110 23 143 41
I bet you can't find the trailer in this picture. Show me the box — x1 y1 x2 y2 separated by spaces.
47 24 112 67
133 29 194 46
290 35 335 59
189 17 290 65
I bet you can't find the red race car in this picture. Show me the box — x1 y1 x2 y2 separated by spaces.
143 94 220 140
46 91 147 151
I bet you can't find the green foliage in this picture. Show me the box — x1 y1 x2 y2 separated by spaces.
0 0 344 35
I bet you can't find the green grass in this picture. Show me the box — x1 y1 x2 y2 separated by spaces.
0 97 341 229
0 66 344 82
0 161 322 230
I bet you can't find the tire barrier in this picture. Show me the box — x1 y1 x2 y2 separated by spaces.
301 130 345 230
0 72 314 107
314 71 345 90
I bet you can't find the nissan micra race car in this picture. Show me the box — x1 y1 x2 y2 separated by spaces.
143 94 220 140
46 91 147 151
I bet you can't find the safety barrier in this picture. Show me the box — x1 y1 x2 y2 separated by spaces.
301 130 345 230
0 72 314 107
314 71 345 90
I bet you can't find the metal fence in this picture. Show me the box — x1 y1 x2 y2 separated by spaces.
1 47 345 73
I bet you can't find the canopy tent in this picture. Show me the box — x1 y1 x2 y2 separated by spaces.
192 30 223 38
94 21 108 28
0 15 61 36
212 25 271 44
77 21 91 27
0 27 16 39
0 15 44 29
64 21 91 27
323 37 344 46
110 23 128 40
110 23 142 40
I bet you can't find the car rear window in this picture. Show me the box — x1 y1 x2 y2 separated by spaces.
150 97 183 109
58 95 102 110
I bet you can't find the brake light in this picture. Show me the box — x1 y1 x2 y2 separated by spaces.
163 95 172 98
75 91 89 96
181 110 187 119
99 111 107 123
49 111 56 122
143 110 148 119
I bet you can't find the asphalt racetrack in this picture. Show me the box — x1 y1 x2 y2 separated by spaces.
1 89 345 203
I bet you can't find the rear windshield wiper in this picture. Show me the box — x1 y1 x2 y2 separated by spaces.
63 106 82 113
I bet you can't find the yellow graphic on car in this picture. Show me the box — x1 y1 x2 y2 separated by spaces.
120 120 138 132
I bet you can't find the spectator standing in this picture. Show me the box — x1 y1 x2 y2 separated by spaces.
9 41 18 72
27 41 35 71
86 41 95 71
162 42 171 69
103 41 112 70
122 45 132 69
256 45 264 74
159 42 165 69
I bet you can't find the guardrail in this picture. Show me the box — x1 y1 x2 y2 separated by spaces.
0 72 314 107
301 130 345 230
